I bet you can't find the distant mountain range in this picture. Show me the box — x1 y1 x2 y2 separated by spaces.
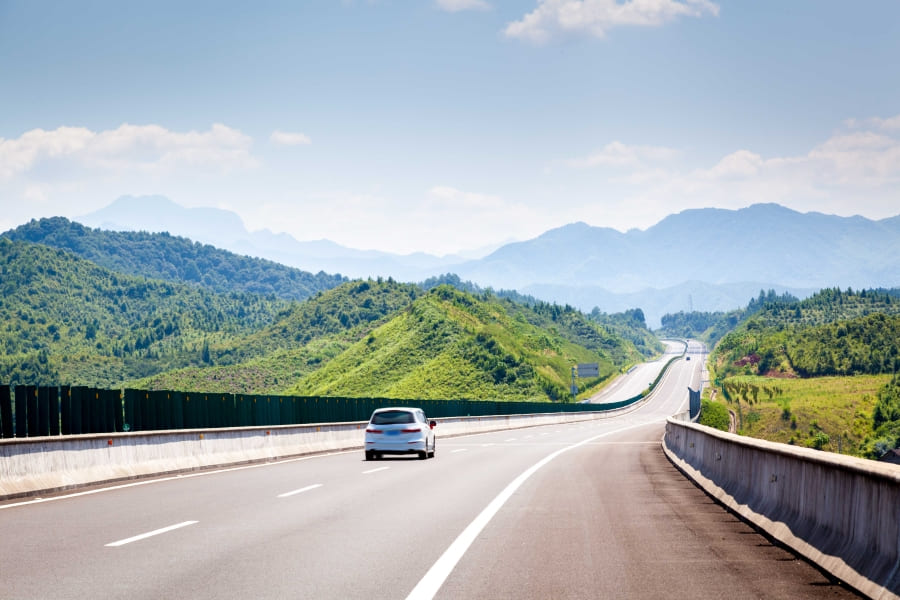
75 196 900 327
463 204 900 291
78 195 483 281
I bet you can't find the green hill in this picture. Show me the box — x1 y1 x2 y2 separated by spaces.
288 285 644 401
3 217 346 300
1 236 653 402
588 307 662 358
702 287 900 459
0 238 292 387
712 288 900 379
658 289 799 345
424 272 662 359
129 278 423 393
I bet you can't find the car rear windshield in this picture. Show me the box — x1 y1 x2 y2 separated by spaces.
371 411 416 425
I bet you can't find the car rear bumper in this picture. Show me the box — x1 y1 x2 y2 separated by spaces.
365 439 427 453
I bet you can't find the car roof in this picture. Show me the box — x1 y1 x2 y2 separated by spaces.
372 407 420 413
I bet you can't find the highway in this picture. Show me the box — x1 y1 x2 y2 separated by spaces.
586 339 686 404
0 341 858 599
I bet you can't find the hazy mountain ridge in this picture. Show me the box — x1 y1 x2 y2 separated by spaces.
68 197 900 326
79 195 472 280
453 203 900 292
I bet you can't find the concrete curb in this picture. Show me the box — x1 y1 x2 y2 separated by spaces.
663 418 900 600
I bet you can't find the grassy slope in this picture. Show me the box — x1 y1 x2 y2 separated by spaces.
716 374 886 456
288 286 640 401
703 289 900 458
128 280 422 393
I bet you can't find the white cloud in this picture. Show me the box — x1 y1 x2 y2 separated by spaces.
567 141 679 168
869 116 900 131
270 130 312 146
703 150 765 179
585 114 900 223
0 123 259 237
435 0 490 12
505 0 719 44
0 123 256 181
426 185 506 210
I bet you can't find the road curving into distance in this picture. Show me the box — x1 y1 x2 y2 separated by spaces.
0 340 859 599
586 339 685 405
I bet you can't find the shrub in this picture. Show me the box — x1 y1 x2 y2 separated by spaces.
699 399 730 431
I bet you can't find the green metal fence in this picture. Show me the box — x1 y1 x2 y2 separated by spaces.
0 385 646 439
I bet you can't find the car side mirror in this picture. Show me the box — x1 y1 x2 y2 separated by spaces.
429 420 437 429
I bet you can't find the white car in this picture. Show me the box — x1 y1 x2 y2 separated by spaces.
364 407 436 461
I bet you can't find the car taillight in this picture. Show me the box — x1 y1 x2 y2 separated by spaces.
366 428 383 434
401 427 421 433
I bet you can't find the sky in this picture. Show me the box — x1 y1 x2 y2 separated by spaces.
1 0 899 256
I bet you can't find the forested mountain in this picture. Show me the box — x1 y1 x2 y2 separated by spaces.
138 284 649 400
128 278 423 393
423 273 662 358
658 289 800 345
3 217 346 301
1 238 649 400
712 288 900 379
872 375 900 457
0 238 293 386
695 288 900 459
287 285 644 401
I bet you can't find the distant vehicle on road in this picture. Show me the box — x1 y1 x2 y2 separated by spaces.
686 356 691 361
365 407 436 461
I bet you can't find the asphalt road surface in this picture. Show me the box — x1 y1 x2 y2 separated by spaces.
586 339 686 405
0 345 859 599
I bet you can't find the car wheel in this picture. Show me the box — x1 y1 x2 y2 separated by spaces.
418 450 427 460
365 451 374 461
429 439 436 458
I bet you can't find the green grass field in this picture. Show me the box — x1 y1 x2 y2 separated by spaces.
711 374 889 456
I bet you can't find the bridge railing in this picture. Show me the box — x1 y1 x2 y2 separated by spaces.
664 418 900 600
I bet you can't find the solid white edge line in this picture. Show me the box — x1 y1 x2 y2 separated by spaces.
277 483 323 498
404 420 659 600
105 520 198 547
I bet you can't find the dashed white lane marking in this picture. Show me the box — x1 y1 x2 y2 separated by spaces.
405 420 658 600
105 521 198 547
0 449 359 511
451 449 468 454
363 467 389 474
278 484 323 498
504 438 517 442
481 443 495 447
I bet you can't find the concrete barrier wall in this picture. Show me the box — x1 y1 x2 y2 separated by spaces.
663 419 900 600
0 408 637 500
